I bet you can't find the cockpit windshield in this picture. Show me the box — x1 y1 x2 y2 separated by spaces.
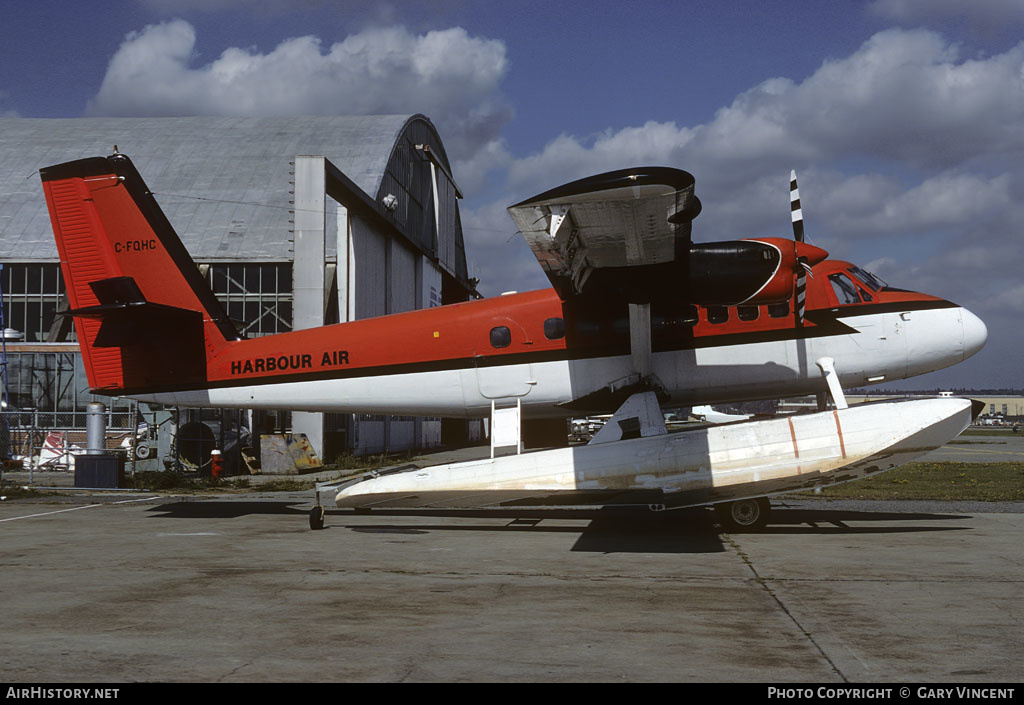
829 272 864 304
848 265 888 291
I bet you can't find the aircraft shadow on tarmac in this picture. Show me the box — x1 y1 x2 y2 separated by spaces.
758 507 971 536
147 501 310 519
146 502 971 555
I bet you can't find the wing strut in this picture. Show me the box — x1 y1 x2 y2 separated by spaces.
588 391 667 444
628 302 652 381
815 356 848 410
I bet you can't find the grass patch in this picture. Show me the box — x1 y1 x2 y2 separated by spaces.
249 478 318 492
124 471 201 491
322 451 418 473
0 482 51 499
121 471 268 493
809 462 1024 501
121 471 300 493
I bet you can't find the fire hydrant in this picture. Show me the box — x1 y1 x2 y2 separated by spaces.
210 449 223 479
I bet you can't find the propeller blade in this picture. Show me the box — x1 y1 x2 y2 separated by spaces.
790 169 804 243
795 263 807 326
790 170 809 325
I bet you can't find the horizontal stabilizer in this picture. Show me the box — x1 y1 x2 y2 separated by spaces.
66 276 204 349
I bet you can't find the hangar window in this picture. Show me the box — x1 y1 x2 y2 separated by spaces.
490 326 512 348
0 263 66 343
543 317 565 340
209 263 293 336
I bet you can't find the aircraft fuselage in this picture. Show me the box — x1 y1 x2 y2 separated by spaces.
134 260 987 417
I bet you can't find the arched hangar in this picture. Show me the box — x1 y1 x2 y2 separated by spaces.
0 114 479 460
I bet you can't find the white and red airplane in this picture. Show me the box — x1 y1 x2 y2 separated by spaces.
40 154 987 529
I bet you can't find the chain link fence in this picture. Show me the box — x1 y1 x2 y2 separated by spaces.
0 406 255 477
1 409 138 471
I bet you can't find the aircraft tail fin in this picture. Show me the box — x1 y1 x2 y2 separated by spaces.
40 153 238 394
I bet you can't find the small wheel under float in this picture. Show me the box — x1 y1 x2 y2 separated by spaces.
715 497 771 532
309 505 326 530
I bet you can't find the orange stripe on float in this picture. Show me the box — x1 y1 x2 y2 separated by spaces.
833 411 847 459
788 417 800 458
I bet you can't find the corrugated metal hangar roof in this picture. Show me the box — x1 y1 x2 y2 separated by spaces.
0 115 425 261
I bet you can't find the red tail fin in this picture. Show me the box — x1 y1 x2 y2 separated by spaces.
41 154 238 394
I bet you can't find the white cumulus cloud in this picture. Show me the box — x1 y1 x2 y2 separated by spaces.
868 0 1024 31
505 28 1024 195
87 19 511 164
473 27 1024 317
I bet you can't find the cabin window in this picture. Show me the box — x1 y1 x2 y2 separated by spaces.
829 273 862 305
737 305 759 322
490 326 512 348
544 317 565 340
682 304 699 326
707 306 729 324
653 306 699 332
574 318 601 337
768 302 789 318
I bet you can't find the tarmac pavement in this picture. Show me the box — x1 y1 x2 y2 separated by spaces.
1 490 1022 683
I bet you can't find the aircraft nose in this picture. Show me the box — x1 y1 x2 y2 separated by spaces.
961 308 987 361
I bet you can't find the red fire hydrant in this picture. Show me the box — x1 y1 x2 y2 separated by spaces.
210 449 223 479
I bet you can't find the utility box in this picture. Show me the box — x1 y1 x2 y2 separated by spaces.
74 454 123 488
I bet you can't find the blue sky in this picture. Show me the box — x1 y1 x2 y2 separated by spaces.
2 0 1023 389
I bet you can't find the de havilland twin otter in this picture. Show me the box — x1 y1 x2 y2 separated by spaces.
39 153 986 530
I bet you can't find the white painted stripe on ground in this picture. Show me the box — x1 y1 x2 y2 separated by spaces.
0 503 105 522
0 496 161 522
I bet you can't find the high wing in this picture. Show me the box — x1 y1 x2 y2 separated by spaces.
508 166 828 309
508 166 828 400
507 167 701 303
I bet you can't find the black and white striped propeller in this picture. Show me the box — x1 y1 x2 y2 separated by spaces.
790 170 814 325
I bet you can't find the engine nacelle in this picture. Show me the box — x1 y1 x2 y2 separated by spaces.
687 238 828 306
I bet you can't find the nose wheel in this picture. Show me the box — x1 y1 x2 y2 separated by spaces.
715 497 771 532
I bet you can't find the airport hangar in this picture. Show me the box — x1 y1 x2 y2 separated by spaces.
0 115 481 463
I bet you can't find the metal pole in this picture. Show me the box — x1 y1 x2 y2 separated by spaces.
0 264 10 468
129 401 138 477
174 407 181 474
0 264 10 411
